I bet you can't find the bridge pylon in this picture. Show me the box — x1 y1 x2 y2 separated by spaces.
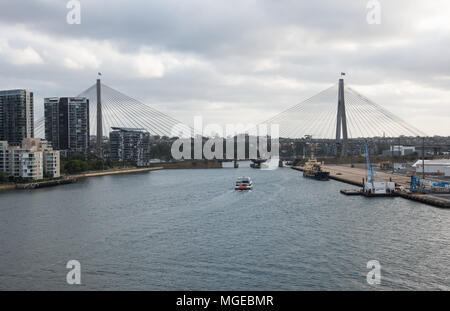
96 78 103 158
335 78 348 157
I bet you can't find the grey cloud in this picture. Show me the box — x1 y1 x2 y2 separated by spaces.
0 0 449 135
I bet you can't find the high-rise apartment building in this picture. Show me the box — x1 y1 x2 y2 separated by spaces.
110 127 150 166
0 89 34 146
44 97 89 157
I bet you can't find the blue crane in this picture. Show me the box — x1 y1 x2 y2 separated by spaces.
365 141 382 185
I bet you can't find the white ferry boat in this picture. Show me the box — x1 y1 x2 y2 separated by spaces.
235 177 253 191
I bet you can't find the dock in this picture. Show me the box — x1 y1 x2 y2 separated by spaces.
397 192 450 208
340 189 362 196
292 165 450 208
339 188 397 197
323 165 415 188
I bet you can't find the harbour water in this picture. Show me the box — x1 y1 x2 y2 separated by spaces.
0 166 449 290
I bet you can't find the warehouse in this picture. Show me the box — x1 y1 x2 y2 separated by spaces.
413 159 450 176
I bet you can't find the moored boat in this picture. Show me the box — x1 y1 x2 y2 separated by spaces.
303 159 330 181
302 147 329 181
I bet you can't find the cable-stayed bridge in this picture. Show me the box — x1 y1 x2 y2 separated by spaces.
34 78 426 147
261 81 425 139
34 82 193 138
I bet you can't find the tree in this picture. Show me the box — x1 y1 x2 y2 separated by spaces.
64 159 88 174
0 171 8 183
89 159 104 171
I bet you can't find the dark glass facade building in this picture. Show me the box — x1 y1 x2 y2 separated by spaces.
44 97 90 157
0 89 34 146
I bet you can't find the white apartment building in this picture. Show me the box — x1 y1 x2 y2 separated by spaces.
0 138 60 180
7 147 21 178
20 151 43 180
43 150 60 178
0 141 8 173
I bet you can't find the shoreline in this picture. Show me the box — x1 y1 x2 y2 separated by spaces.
67 166 163 179
0 163 219 193
157 160 222 169
0 167 164 192
0 184 16 192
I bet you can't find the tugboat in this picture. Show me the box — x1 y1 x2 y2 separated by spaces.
303 147 329 181
235 176 253 190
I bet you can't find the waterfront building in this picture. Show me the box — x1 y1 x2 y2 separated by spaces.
6 146 21 178
0 141 9 173
44 97 89 157
0 89 34 146
109 127 150 166
42 149 60 178
413 159 450 176
19 150 43 180
0 138 60 180
22 138 61 178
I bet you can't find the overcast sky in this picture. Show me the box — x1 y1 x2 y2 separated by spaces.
0 0 449 136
